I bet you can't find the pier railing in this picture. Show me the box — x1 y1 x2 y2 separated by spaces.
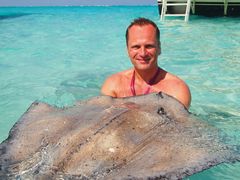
157 0 240 17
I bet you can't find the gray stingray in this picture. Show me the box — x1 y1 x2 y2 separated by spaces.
0 92 239 179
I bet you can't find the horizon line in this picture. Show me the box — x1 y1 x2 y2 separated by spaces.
0 4 158 8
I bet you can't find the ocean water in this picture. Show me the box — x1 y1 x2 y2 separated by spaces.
0 6 240 179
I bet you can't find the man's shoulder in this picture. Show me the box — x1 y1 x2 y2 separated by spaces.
105 69 132 82
160 70 190 98
101 69 133 97
161 71 191 108
164 71 187 85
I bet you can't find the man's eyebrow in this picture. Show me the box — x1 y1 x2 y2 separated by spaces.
130 44 140 48
146 44 157 47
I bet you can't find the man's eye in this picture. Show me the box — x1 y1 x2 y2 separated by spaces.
146 45 155 49
132 46 140 49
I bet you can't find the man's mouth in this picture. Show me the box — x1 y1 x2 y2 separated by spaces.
137 58 150 64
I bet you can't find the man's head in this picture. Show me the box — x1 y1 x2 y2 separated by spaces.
125 17 160 46
126 17 161 71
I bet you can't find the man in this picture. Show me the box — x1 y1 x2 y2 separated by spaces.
101 17 191 109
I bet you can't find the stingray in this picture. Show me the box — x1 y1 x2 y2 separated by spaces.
0 92 239 179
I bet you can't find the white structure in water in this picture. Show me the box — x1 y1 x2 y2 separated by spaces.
157 0 240 21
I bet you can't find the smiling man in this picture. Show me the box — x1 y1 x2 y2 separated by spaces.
101 17 191 109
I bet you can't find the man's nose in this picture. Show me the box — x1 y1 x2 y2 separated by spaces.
139 47 147 56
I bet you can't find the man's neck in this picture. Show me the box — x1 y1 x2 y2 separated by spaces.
134 66 159 84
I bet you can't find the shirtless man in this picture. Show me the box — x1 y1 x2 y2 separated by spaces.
101 17 191 109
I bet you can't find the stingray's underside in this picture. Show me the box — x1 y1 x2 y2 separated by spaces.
0 92 239 179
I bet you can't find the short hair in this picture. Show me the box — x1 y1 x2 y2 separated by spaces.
125 17 160 45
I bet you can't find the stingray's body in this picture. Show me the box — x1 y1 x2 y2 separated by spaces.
0 92 239 179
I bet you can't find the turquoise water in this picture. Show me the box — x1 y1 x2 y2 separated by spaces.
0 6 240 179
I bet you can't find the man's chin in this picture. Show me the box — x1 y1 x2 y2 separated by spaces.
134 64 152 71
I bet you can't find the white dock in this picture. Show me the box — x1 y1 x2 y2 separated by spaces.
157 0 240 19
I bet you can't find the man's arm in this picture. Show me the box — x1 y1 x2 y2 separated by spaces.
161 71 191 109
170 80 191 109
176 83 191 109
101 76 117 97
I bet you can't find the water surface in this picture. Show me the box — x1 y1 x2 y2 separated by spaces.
0 6 239 179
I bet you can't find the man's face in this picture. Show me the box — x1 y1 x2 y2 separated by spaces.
127 24 161 71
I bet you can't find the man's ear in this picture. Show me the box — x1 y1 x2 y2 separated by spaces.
126 44 131 57
158 42 161 55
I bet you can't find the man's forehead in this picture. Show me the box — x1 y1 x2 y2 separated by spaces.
128 25 157 38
